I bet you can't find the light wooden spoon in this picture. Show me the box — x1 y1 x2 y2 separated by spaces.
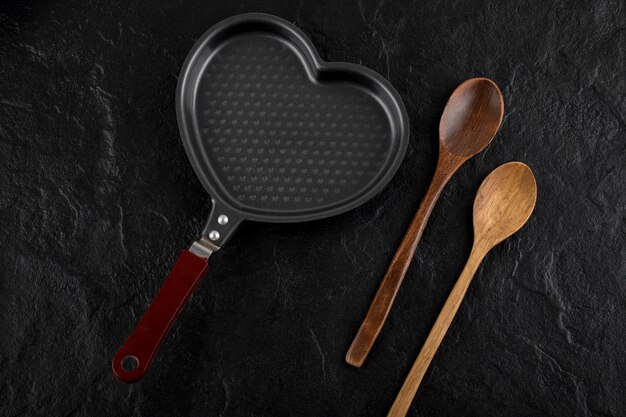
387 162 537 417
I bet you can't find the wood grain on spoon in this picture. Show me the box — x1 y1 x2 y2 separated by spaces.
387 162 537 417
346 78 505 367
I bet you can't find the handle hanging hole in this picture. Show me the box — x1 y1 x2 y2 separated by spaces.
121 355 139 372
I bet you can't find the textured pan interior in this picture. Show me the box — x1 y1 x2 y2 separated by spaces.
177 14 409 223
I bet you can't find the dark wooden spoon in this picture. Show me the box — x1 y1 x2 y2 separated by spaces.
346 78 504 367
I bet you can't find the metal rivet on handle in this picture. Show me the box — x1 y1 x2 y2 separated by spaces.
217 215 229 225
209 230 220 241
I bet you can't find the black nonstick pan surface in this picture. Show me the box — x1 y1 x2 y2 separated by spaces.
112 13 409 383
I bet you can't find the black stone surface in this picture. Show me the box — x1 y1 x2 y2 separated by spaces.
0 1 624 416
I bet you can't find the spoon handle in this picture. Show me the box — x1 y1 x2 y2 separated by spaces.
346 153 462 367
386 245 487 417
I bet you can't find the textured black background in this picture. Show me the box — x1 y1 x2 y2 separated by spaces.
1 1 625 416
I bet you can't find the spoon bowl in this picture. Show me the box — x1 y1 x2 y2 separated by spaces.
473 161 537 247
439 78 504 157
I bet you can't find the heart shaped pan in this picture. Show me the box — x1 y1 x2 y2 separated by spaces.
112 13 409 383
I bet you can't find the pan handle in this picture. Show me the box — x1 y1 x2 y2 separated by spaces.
112 249 210 383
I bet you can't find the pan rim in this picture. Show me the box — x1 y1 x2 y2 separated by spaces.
176 12 410 224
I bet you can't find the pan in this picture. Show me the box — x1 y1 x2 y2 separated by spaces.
112 13 409 383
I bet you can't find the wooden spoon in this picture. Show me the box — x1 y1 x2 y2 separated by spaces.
346 78 505 367
387 162 537 417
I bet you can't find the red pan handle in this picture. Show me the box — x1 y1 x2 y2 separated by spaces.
112 250 209 383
